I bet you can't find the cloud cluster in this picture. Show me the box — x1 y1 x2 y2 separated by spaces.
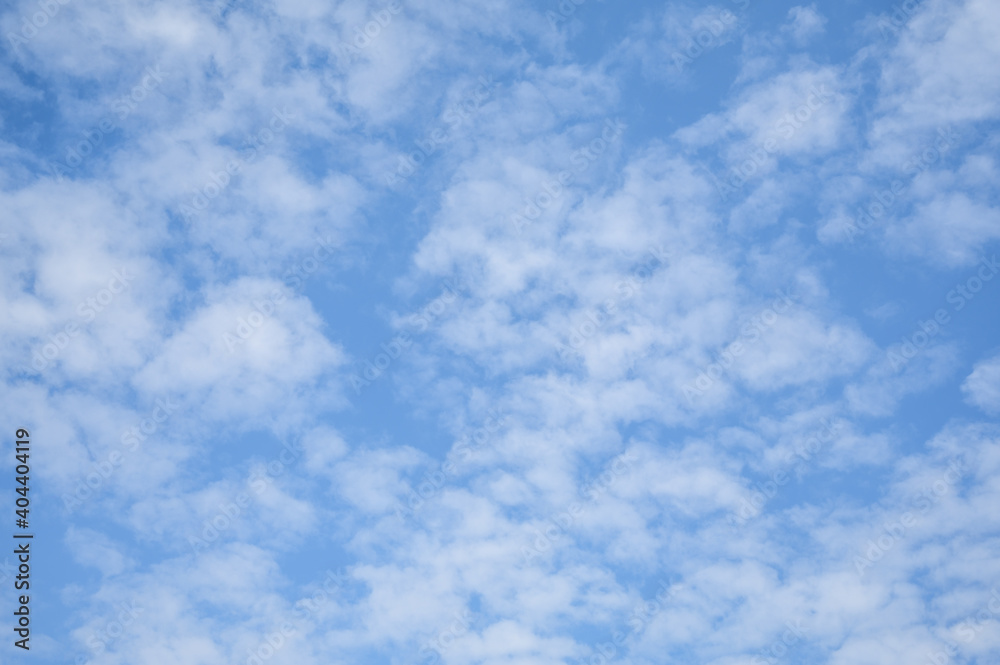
1 0 999 664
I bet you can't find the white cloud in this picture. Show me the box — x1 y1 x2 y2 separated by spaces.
869 0 1000 150
3 1 1000 664
131 277 347 425
963 353 1000 414
65 526 134 577
782 5 827 45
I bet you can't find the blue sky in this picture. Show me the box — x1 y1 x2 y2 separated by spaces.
1 0 1000 663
